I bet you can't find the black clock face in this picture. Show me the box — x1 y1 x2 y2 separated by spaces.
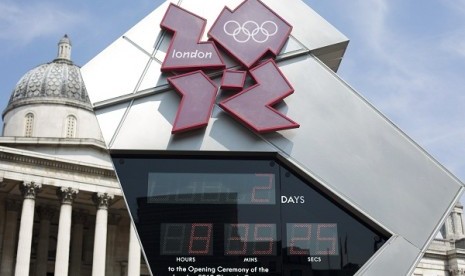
113 156 389 276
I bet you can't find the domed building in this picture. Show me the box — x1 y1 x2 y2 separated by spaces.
0 36 148 276
3 35 102 144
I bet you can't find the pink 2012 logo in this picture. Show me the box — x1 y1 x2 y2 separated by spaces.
161 0 299 134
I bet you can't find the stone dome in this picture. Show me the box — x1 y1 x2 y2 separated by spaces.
2 35 104 142
3 35 92 116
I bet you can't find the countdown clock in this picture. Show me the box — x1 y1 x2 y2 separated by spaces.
114 156 389 276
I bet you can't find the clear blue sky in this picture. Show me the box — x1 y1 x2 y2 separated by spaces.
1 0 464 187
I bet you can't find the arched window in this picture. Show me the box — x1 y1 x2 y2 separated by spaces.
25 113 34 137
65 115 77 138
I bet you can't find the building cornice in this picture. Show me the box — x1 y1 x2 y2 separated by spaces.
0 137 107 151
2 98 93 118
0 146 115 178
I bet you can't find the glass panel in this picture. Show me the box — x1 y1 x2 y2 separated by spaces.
160 223 213 256
148 173 275 204
112 156 389 276
224 224 277 256
279 167 386 274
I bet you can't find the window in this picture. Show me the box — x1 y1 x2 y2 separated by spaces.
25 113 34 137
65 115 77 138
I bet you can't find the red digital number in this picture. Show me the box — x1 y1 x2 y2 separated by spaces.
251 174 274 203
316 223 338 255
253 224 275 255
188 223 212 255
225 224 249 255
289 224 312 255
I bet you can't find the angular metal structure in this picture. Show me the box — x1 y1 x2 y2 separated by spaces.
81 0 464 275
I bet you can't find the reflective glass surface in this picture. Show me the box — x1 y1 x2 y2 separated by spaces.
113 156 389 276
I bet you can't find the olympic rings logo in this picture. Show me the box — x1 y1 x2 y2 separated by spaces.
223 20 278 44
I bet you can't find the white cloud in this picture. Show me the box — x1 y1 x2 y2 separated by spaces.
325 0 465 182
0 1 86 45
349 0 390 52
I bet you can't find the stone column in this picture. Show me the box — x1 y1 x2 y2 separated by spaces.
443 203 465 240
15 181 42 276
54 187 78 275
454 210 464 238
35 206 56 276
105 213 121 275
92 192 114 276
127 222 141 276
0 199 22 276
70 210 87 276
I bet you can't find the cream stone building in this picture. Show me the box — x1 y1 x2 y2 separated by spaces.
414 203 465 276
0 36 148 276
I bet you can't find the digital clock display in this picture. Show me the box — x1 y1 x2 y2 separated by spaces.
158 222 340 258
224 223 277 256
160 223 213 255
286 223 338 256
148 173 275 204
113 156 389 276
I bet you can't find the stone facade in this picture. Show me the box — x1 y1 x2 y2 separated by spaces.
0 36 148 276
414 203 465 276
